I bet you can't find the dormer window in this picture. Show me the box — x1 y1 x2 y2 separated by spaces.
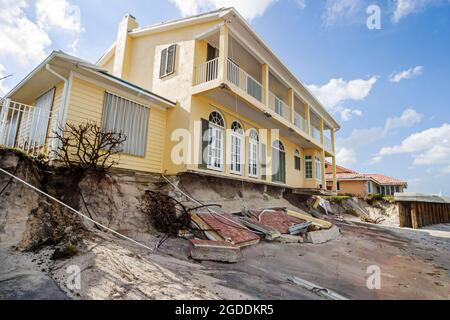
159 44 177 78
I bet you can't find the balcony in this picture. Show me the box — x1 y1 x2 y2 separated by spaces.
192 28 335 155
227 59 263 103
0 100 54 157
268 92 291 123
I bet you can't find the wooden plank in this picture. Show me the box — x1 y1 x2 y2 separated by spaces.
398 203 406 228
287 210 333 229
191 213 224 242
190 239 243 263
411 202 419 229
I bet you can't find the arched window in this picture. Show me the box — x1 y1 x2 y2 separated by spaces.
207 111 225 171
272 140 286 183
248 129 259 178
230 121 244 175
294 149 301 171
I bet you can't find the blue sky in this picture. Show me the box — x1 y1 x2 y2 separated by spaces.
1 0 449 194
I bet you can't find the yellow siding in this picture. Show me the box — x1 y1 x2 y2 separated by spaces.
66 77 167 173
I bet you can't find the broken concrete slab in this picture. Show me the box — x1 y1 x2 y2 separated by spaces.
287 210 333 229
190 239 243 263
275 234 304 244
306 226 341 244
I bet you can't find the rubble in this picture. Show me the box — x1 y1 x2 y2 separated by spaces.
190 239 243 263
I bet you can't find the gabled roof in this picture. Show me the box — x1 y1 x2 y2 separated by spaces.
5 51 176 107
325 171 407 186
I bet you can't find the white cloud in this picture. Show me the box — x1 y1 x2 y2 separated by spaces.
339 108 363 122
322 0 363 27
389 66 424 83
168 0 278 21
308 76 378 111
36 0 83 34
0 0 51 64
375 123 450 173
336 147 357 167
0 64 11 96
392 0 443 23
339 108 423 151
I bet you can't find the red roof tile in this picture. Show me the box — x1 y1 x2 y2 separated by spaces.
248 209 306 234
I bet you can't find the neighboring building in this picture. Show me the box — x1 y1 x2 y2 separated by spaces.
325 163 407 197
0 8 340 193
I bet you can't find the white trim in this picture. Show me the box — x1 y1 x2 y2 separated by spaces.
206 122 225 173
78 67 175 108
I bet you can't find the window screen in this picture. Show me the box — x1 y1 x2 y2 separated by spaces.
102 92 150 157
160 44 177 78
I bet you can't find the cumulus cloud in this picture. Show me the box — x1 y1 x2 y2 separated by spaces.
0 0 51 64
338 107 363 122
36 0 84 34
0 64 11 96
0 0 83 66
322 0 365 27
389 66 424 83
336 147 357 167
168 0 278 21
296 0 307 9
392 0 445 23
308 76 378 110
339 108 423 152
377 123 450 163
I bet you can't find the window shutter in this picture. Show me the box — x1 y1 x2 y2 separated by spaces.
260 143 267 180
280 151 286 184
167 44 176 74
160 48 167 78
199 118 209 169
295 156 301 171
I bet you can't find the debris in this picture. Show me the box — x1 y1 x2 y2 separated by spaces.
289 222 313 235
178 229 195 240
287 210 333 229
275 234 304 244
192 213 260 247
247 209 306 234
306 225 341 244
239 218 281 240
288 276 349 300
190 239 243 263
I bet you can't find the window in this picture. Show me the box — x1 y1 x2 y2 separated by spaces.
159 44 177 78
230 121 244 175
337 182 341 191
30 88 54 146
395 186 400 193
102 92 149 157
305 156 313 179
207 111 225 171
315 156 322 181
294 149 301 171
272 140 286 183
367 181 373 194
248 129 259 178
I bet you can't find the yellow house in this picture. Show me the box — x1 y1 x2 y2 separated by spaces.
0 8 340 193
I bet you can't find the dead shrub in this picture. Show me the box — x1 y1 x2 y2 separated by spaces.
52 122 126 172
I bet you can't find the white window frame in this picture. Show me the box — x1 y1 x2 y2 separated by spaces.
305 155 313 179
207 111 225 172
159 44 177 78
230 121 244 175
315 156 322 182
248 129 259 178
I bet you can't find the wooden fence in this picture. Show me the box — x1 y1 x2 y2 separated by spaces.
397 200 450 229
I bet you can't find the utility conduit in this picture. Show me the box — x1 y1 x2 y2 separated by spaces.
0 167 154 253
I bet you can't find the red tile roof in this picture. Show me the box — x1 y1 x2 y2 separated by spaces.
248 209 306 234
325 171 407 185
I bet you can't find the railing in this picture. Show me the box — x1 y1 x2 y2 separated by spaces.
294 111 307 133
227 59 263 102
194 58 219 85
311 125 322 143
0 100 54 157
268 92 291 122
324 136 332 152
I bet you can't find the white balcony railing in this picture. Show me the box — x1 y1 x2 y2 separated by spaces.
227 59 263 103
294 111 307 133
311 125 322 143
324 136 333 152
194 58 219 85
0 100 54 157
268 92 291 122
